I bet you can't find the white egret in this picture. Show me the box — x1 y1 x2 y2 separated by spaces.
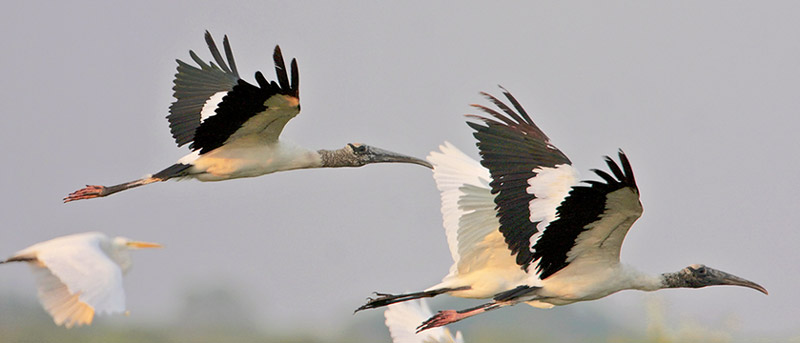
357 88 767 332
1 232 161 328
64 31 431 202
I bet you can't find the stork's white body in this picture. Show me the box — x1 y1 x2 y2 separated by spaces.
537 263 661 307
181 140 321 181
178 90 319 181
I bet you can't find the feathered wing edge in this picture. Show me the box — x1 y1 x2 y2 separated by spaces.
34 234 127 318
466 88 572 271
426 142 531 298
168 31 241 147
532 150 641 279
30 266 96 328
427 142 493 271
189 44 300 153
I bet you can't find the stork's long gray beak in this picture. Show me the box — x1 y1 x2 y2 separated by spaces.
367 146 433 169
717 271 768 295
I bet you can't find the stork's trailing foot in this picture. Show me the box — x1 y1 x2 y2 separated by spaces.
64 185 108 202
416 296 520 332
64 177 161 203
355 286 470 313
417 310 467 332
417 307 485 333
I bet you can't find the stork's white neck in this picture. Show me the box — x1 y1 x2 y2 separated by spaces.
615 265 665 292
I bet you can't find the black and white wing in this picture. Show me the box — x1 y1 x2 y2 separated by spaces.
541 151 641 274
167 31 300 154
468 88 642 280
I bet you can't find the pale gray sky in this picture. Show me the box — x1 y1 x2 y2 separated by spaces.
1 1 798 340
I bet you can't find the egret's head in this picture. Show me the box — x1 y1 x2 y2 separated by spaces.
322 143 432 169
108 237 161 274
668 264 767 295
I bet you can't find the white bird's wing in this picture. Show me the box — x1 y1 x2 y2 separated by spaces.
468 88 641 280
28 265 96 328
428 142 519 279
168 31 300 154
26 233 126 324
385 299 463 343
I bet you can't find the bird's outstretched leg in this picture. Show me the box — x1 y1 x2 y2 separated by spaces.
355 286 470 313
416 301 507 332
63 177 161 203
63 163 192 203
416 285 541 332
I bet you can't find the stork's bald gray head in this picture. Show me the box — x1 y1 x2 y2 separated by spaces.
319 143 433 169
662 264 768 294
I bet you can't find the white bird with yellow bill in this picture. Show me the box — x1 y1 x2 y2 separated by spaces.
1 232 161 328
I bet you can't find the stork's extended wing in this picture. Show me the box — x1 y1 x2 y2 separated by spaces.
539 152 642 277
428 142 520 278
468 88 641 280
467 89 575 273
168 31 240 147
168 32 300 154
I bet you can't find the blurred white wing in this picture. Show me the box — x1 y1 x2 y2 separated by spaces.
23 232 126 325
385 299 463 343
29 265 95 328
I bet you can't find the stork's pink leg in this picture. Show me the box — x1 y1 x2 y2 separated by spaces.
416 310 474 332
63 177 161 203
63 185 108 202
417 301 507 332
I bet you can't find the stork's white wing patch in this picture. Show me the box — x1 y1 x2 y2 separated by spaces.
526 164 580 249
200 91 228 123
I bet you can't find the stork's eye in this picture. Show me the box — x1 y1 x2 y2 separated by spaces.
349 144 367 154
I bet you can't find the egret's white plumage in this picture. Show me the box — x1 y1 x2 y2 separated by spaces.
357 88 767 332
1 232 161 328
385 299 463 343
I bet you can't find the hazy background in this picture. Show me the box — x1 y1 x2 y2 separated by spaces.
1 1 798 342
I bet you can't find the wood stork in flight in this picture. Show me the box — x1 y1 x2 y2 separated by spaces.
1 232 161 328
356 88 767 332
64 32 431 202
